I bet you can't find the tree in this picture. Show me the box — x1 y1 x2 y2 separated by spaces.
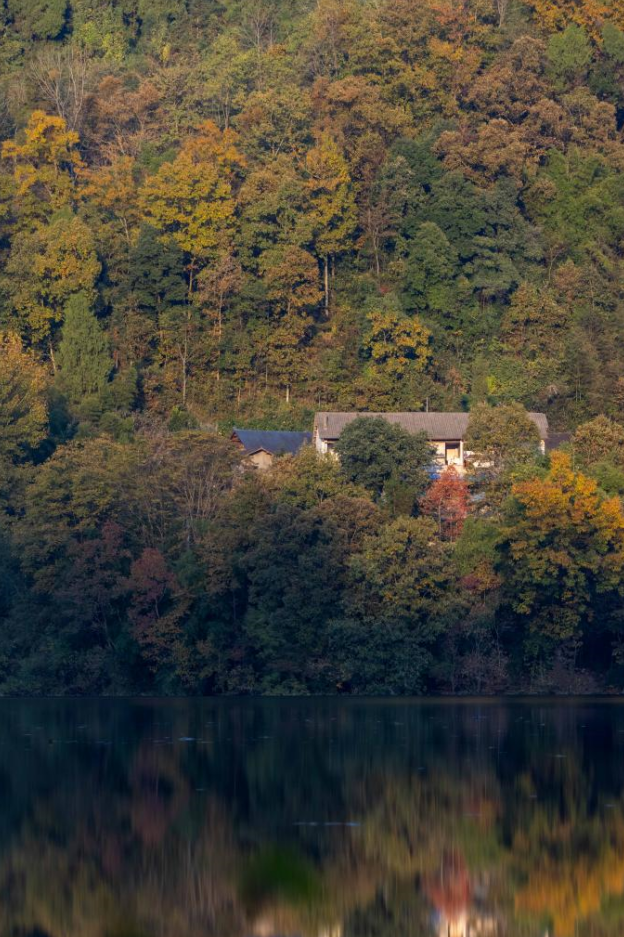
124 547 190 685
572 416 624 470
2 213 101 359
13 437 133 596
464 404 542 507
501 452 624 658
0 332 48 466
420 467 469 541
365 307 432 406
547 24 592 86
128 432 241 551
266 445 368 510
30 46 94 133
527 0 624 39
2 111 83 223
260 244 321 401
332 516 455 693
303 135 356 313
139 120 245 278
242 500 351 692
402 221 460 316
6 0 68 40
139 122 245 402
56 292 113 407
335 416 433 513
127 224 187 319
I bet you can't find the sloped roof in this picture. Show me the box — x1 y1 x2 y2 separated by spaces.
314 411 549 441
545 431 571 452
232 428 312 456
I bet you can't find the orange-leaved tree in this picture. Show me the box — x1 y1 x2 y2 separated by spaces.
420 467 469 541
527 0 624 38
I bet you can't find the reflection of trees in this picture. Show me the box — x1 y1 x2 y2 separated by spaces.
512 775 624 936
0 703 624 936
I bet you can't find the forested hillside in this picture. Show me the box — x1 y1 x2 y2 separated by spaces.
3 0 624 422
3 0 624 694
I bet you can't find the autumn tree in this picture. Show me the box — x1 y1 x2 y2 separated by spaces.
420 467 469 541
124 548 190 685
260 244 321 401
2 111 83 224
139 121 245 402
501 452 624 660
139 120 245 280
465 403 543 508
527 0 624 39
0 332 48 467
303 135 356 313
364 307 432 407
2 213 100 361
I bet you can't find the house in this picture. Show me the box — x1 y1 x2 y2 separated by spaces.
231 427 312 470
545 431 571 452
313 411 549 472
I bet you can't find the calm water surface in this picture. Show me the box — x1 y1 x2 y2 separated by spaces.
2 699 624 937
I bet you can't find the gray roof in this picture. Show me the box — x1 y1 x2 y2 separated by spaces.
232 428 312 456
545 431 571 452
314 411 549 441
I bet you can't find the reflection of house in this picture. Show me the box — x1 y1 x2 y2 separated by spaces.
231 428 312 470
250 916 342 937
425 851 500 937
313 411 549 473
432 911 499 937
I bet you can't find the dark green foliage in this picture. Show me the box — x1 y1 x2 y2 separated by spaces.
56 293 113 404
127 225 187 318
7 0 67 40
335 418 433 511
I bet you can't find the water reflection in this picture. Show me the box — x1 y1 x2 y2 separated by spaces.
1 700 624 936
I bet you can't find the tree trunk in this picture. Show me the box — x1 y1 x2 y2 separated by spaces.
324 256 329 315
181 339 188 405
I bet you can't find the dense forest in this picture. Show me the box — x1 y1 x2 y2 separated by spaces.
3 0 624 693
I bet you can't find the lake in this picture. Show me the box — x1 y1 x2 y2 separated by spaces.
1 699 624 936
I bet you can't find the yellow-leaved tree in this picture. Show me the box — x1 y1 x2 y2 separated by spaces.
139 122 246 403
2 111 84 226
365 308 432 406
0 333 48 467
3 213 100 364
303 135 356 314
140 120 245 285
527 0 624 37
503 452 624 649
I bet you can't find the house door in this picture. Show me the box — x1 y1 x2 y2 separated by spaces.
445 443 461 465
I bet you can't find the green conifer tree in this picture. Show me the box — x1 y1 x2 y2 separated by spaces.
57 292 112 404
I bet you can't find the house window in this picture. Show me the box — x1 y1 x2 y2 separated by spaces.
445 442 461 465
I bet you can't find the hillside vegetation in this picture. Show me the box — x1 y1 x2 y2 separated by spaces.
3 0 624 693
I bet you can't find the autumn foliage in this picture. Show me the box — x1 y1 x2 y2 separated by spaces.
0 0 624 699
420 467 469 541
